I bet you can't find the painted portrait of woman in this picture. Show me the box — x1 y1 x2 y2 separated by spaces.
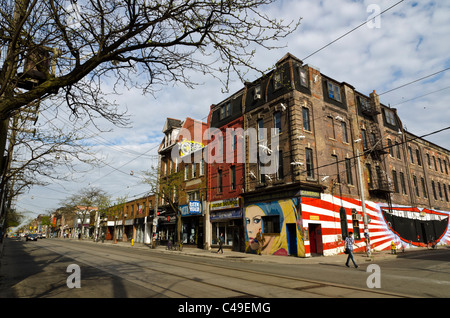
244 199 304 256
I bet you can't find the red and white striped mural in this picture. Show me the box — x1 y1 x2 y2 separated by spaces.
302 194 450 257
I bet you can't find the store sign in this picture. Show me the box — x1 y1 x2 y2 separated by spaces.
210 198 240 211
179 139 204 157
210 209 242 221
179 201 202 216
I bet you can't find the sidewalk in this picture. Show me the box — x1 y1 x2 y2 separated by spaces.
70 238 409 266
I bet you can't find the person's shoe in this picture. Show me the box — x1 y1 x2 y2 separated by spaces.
355 265 359 268
345 263 349 267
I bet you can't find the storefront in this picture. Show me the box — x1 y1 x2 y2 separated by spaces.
210 198 245 252
134 217 145 243
157 210 177 245
180 201 204 248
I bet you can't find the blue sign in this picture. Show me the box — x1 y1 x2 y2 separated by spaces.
179 201 202 216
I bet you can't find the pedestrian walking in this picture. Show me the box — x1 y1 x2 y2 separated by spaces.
217 233 224 254
345 232 358 268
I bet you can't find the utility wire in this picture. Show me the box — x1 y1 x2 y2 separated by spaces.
379 67 450 96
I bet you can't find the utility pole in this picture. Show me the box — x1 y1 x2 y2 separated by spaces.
356 148 369 233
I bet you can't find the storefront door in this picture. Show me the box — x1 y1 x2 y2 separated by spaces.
309 223 323 255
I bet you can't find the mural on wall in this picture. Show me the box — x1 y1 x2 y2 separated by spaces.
380 206 449 247
301 193 450 256
244 198 305 257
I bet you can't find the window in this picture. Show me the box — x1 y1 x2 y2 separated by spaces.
388 139 393 157
262 215 280 233
444 160 448 174
438 182 443 200
184 165 189 180
396 142 401 159
413 175 420 197
277 150 284 179
327 81 342 102
219 103 231 120
199 159 205 176
299 67 308 87
416 149 421 166
302 107 310 131
361 129 368 149
352 211 361 240
341 121 348 143
230 166 236 190
431 181 437 200
192 162 196 178
385 109 396 126
340 207 349 239
253 85 261 100
273 72 282 90
392 170 399 193
366 164 372 187
218 169 223 193
421 177 427 198
433 156 437 171
306 148 314 178
438 158 443 173
427 153 431 168
400 172 407 195
257 119 264 141
345 158 353 185
358 96 371 113
408 147 414 164
273 112 281 134
444 184 449 202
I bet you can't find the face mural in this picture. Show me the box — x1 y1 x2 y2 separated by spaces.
244 199 305 257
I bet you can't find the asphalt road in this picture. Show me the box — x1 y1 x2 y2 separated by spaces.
1 238 449 300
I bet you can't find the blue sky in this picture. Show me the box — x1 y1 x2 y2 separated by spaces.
14 0 450 225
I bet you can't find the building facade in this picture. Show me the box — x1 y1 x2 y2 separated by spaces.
207 89 246 252
153 52 449 257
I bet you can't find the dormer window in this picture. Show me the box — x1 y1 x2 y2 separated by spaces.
327 81 341 102
254 85 261 100
299 68 308 87
219 102 232 120
273 72 282 90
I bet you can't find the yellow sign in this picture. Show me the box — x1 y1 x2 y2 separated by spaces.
310 215 320 220
179 139 204 157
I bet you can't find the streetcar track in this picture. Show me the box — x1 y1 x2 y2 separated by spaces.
42 240 414 298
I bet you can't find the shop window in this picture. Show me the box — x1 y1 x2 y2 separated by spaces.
351 209 361 240
262 215 280 233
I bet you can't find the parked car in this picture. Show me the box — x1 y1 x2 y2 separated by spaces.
26 234 38 241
